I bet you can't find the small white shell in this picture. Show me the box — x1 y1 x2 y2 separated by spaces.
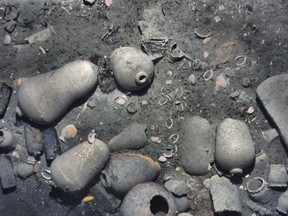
88 130 96 144
158 156 168 163
59 124 77 143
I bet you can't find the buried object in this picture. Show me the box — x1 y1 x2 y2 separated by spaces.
215 118 255 175
50 139 109 193
0 83 12 118
120 182 177 216
178 116 215 175
0 128 15 151
17 60 99 125
42 127 62 163
0 155 16 190
110 47 154 91
101 153 161 196
256 74 288 148
108 123 147 152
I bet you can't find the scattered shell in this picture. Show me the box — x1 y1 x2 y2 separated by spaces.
214 16 221 23
203 70 213 81
165 118 174 129
141 100 149 106
26 156 37 165
115 96 126 106
235 55 247 66
41 169 51 180
126 102 138 114
158 155 168 163
163 150 173 158
59 124 77 143
246 106 255 115
188 74 197 85
203 37 211 44
88 130 96 144
203 51 209 58
150 136 161 144
87 97 99 109
166 80 173 85
166 70 173 76
169 134 179 144
193 59 201 69
219 5 225 10
195 26 211 39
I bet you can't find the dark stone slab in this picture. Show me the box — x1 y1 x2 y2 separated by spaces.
0 83 12 118
42 127 62 164
0 155 16 190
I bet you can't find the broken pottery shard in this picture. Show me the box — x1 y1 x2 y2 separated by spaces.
179 116 215 175
209 175 242 214
256 74 288 148
267 164 288 188
277 189 288 214
42 127 62 163
215 118 255 175
0 155 16 190
0 83 12 118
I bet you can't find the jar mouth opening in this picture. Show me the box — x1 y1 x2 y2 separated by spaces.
247 177 267 193
135 71 148 85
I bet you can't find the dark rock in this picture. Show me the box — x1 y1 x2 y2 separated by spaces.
24 123 44 158
90 180 122 213
42 127 62 164
0 155 16 190
256 74 288 148
0 83 12 118
4 21 17 33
